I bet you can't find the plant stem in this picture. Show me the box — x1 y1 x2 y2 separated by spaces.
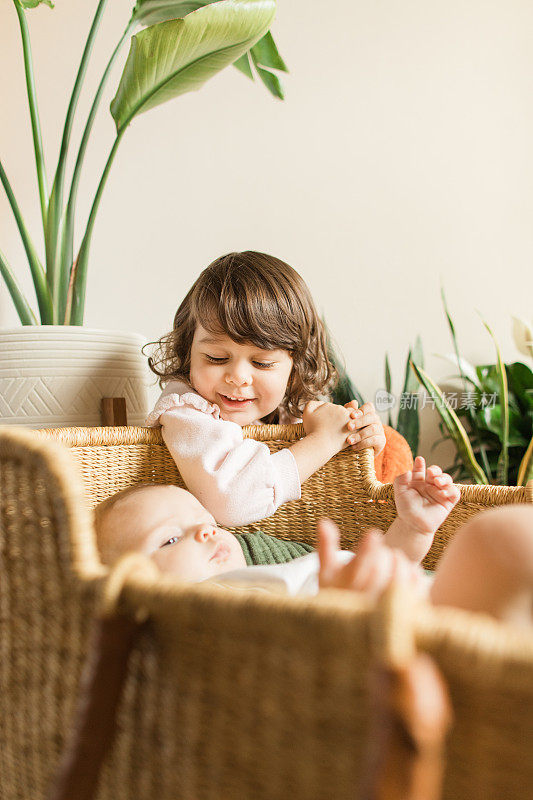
482 320 509 484
66 130 125 325
0 247 37 325
45 0 108 313
57 18 136 321
0 158 54 323
13 0 48 232
440 287 493 480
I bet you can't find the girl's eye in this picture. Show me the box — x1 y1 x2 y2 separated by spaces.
160 535 181 548
205 355 228 363
253 361 275 369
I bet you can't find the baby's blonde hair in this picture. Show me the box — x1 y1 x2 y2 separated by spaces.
93 483 156 565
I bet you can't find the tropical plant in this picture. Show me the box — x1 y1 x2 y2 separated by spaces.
328 330 423 458
1 0 286 326
411 295 533 486
384 336 423 458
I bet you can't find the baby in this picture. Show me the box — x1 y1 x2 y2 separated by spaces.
95 458 533 625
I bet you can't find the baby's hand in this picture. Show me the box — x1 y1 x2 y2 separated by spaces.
344 400 386 455
303 400 355 452
394 456 460 537
317 519 422 598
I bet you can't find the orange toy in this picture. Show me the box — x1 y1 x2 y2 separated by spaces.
374 425 414 483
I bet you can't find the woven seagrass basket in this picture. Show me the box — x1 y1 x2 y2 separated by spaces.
1 424 532 800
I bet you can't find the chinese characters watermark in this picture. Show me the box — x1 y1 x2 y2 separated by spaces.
374 390 498 413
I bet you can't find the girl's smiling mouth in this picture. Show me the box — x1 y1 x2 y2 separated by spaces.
218 394 256 410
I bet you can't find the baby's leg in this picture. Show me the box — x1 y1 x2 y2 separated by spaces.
430 505 533 627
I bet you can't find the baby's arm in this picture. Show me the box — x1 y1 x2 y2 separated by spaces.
384 457 460 563
317 519 425 598
289 400 358 483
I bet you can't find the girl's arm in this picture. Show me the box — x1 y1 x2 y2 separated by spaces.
148 388 355 527
149 386 301 526
289 401 355 482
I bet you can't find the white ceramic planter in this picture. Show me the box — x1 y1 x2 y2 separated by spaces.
0 327 150 428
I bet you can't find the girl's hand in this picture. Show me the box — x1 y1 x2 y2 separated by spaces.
344 400 386 455
303 400 356 453
317 520 422 598
394 456 460 537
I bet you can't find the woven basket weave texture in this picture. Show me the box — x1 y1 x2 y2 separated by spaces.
1 425 532 800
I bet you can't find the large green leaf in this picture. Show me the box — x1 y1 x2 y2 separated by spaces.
111 0 276 132
479 406 527 447
506 362 533 411
131 0 286 100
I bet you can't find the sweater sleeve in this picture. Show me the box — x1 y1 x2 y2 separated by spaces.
146 385 301 526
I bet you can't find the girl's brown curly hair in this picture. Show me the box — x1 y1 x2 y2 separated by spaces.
146 251 337 421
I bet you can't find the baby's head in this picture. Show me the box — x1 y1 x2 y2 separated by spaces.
147 251 337 422
94 484 246 581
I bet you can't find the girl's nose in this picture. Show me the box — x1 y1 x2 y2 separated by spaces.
194 525 217 543
225 364 252 386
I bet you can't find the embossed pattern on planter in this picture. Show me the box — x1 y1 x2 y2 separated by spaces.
0 328 150 428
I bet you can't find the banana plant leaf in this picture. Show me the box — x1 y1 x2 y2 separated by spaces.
132 0 211 24
131 0 286 98
110 0 276 132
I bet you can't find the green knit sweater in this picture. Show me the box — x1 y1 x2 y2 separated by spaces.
233 531 314 566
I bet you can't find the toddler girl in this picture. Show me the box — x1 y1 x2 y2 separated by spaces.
147 251 386 526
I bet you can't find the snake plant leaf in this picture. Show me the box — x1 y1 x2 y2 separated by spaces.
384 353 393 427
434 353 480 389
110 0 276 132
517 435 533 485
18 0 54 8
482 319 509 484
397 339 423 457
411 361 489 484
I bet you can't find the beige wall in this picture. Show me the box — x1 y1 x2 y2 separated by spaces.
2 0 532 461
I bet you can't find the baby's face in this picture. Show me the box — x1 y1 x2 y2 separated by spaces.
101 485 246 581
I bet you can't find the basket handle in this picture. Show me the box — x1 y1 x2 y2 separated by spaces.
359 585 453 800
47 556 151 800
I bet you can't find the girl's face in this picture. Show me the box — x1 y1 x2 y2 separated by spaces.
189 324 293 424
